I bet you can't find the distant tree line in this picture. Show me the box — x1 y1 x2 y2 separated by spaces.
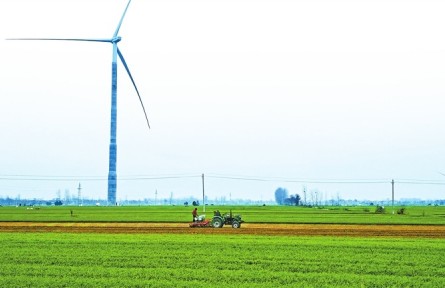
183 201 200 207
274 187 301 206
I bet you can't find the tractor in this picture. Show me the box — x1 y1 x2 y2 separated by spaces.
211 210 244 228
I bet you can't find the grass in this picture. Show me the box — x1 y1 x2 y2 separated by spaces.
0 232 444 287
0 205 444 224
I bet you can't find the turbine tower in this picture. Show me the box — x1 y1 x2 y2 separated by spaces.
7 0 150 205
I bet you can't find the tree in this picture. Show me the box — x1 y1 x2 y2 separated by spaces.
293 194 301 206
274 188 288 205
284 194 301 206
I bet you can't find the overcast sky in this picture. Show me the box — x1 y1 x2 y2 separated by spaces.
0 0 444 202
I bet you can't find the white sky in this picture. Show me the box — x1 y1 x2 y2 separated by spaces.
0 0 444 202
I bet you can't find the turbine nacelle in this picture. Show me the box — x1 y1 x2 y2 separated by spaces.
111 36 122 43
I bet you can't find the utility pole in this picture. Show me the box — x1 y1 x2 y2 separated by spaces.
391 179 395 214
77 183 82 206
155 189 158 205
202 174 205 212
303 186 307 206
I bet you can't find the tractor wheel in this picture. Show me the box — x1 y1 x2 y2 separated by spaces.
212 217 223 228
232 221 240 228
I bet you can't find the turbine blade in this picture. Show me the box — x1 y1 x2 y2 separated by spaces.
113 0 132 37
117 47 150 129
6 38 112 43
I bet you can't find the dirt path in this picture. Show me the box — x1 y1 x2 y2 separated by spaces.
0 222 444 237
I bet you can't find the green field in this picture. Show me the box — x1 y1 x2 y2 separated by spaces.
1 205 444 287
0 205 444 224
0 232 444 287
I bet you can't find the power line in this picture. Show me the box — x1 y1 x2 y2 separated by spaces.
396 180 445 185
207 174 390 184
0 174 201 181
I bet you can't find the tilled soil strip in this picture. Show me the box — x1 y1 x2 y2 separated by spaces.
0 222 444 237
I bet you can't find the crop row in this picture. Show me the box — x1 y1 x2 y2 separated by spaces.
1 205 444 224
1 232 444 287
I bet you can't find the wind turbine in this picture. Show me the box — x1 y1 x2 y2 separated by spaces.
7 0 150 205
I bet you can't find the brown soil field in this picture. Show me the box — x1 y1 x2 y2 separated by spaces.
0 222 444 237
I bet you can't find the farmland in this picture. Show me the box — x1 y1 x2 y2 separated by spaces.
0 205 444 287
1 222 445 237
0 205 444 224
0 232 444 287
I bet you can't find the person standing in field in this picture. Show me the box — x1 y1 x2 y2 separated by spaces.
192 208 198 222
